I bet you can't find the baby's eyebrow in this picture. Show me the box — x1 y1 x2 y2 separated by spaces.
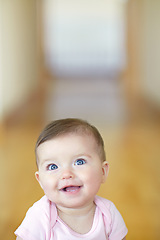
40 158 57 166
74 153 92 158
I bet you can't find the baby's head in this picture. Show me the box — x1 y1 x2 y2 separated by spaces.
35 118 106 168
35 118 109 207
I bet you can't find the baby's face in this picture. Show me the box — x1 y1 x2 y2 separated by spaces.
35 133 108 210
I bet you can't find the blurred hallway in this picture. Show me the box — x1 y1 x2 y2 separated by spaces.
45 77 127 126
0 0 160 240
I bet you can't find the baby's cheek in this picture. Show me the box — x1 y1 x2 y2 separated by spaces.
86 169 103 183
42 185 54 199
40 179 52 192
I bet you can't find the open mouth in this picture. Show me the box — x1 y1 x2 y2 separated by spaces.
60 186 81 192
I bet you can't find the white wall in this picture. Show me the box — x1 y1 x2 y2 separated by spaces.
0 0 38 120
43 0 127 77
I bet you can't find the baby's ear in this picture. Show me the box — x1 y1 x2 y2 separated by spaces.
102 161 109 183
35 171 43 190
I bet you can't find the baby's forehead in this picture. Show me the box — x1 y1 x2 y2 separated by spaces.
38 132 98 150
37 132 95 153
36 130 104 167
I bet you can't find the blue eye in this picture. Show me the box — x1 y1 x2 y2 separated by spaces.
48 164 58 171
75 159 86 166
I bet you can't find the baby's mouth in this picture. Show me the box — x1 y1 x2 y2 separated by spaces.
60 186 81 192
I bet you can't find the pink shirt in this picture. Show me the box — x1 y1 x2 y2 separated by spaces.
15 195 128 240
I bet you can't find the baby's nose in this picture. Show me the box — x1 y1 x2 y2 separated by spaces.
61 169 74 180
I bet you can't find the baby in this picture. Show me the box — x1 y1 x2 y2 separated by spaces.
15 118 128 240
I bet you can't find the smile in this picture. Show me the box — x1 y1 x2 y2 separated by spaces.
60 186 81 193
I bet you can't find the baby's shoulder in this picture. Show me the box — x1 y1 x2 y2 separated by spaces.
27 195 57 221
95 195 124 225
15 196 56 239
95 195 113 210
30 195 51 211
23 196 50 223
95 195 128 239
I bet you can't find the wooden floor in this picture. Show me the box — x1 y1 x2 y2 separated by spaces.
0 104 160 239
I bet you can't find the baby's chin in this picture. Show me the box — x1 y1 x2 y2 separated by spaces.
55 198 96 211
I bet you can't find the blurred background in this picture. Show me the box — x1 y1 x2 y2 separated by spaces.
0 0 160 239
